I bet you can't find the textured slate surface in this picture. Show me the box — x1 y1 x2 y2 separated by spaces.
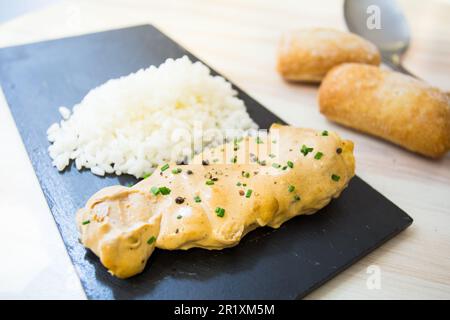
0 25 413 299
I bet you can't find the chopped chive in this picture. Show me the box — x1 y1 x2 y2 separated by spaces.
82 220 90 225
147 236 156 245
215 207 225 217
126 182 134 187
159 186 171 195
314 152 324 160
243 183 247 187
269 153 276 158
231 155 237 163
177 215 182 219
236 182 242 186
331 174 341 182
293 195 301 202
256 137 264 144
243 172 250 178
336 148 342 154
151 186 160 196
151 186 171 195
301 145 314 156
288 185 295 193
322 130 329 136
194 195 201 203
161 163 169 172
142 172 151 179
206 180 215 185
272 163 281 169
282 166 287 170
287 161 294 168
245 189 253 198
171 167 182 174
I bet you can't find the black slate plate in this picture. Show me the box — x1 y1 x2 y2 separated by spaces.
0 25 413 299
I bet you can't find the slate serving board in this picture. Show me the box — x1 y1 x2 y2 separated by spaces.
0 25 413 299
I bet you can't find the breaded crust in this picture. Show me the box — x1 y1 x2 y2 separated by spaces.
319 63 450 158
277 28 380 82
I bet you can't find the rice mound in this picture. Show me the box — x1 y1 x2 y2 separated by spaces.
47 56 257 178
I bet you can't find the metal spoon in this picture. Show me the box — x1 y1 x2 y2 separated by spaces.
344 0 416 77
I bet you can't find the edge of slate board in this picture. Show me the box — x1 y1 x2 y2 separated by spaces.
0 24 413 300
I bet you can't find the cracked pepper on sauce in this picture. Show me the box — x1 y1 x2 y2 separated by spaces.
76 124 355 278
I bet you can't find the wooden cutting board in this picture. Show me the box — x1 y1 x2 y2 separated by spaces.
0 25 412 299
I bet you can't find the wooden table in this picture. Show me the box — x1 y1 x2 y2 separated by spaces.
0 0 448 299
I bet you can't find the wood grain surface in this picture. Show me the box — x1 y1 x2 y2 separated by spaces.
0 0 448 299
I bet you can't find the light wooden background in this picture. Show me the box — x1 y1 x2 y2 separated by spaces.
0 0 449 299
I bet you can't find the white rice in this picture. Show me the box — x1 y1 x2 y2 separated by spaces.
47 56 257 178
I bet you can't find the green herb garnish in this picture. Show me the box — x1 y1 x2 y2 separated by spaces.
177 215 182 219
314 152 323 160
194 196 202 203
147 236 156 245
215 207 225 217
159 186 171 195
256 137 264 144
293 195 301 202
206 180 215 185
231 155 237 163
172 168 182 174
151 186 171 195
160 163 169 172
331 174 341 182
151 186 160 195
288 185 295 193
233 138 240 150
272 163 281 169
287 161 294 169
142 172 151 179
322 130 329 136
82 220 90 225
245 189 253 198
301 145 314 156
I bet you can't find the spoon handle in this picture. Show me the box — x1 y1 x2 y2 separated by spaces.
382 55 418 79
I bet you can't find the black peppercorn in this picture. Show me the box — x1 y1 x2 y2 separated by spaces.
175 197 185 204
